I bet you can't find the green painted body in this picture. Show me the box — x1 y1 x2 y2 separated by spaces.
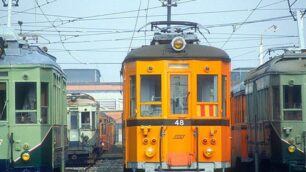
245 51 306 170
0 40 67 171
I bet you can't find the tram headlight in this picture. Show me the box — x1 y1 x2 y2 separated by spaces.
203 147 214 158
288 145 296 153
21 152 30 161
145 147 156 158
171 37 186 51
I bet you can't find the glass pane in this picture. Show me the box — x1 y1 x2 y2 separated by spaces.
0 83 7 120
141 105 161 116
15 82 37 110
81 112 90 129
16 112 37 123
141 75 161 102
91 112 95 128
283 85 301 109
41 83 48 124
130 76 136 117
70 114 78 130
284 111 302 120
273 86 280 120
197 75 217 102
222 76 227 117
170 75 188 114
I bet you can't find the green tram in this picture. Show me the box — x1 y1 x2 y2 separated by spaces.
245 49 306 171
0 30 67 171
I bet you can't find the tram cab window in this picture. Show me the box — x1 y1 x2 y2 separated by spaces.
0 83 7 120
197 75 217 102
130 76 136 117
140 75 161 116
15 82 37 124
81 112 90 129
41 83 48 124
283 85 302 120
91 112 95 128
171 75 188 114
70 111 78 129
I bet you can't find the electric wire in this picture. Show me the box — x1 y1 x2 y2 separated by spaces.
127 0 142 53
34 0 83 63
221 0 264 48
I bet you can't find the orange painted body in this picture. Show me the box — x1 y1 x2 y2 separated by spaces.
99 115 115 152
231 91 248 166
122 60 231 171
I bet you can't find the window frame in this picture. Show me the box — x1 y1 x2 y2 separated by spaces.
140 75 162 117
15 82 38 124
169 73 190 116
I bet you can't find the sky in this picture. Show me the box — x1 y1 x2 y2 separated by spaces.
0 0 305 82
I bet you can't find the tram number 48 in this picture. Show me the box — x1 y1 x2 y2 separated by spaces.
174 120 185 126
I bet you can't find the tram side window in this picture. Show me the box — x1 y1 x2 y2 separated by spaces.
140 75 161 116
272 86 280 120
0 83 7 120
15 82 37 124
81 112 90 129
283 85 302 120
91 112 95 129
41 83 48 124
197 75 217 102
171 75 188 114
222 76 227 117
130 76 136 117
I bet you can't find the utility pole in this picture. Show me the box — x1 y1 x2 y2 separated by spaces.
2 0 19 27
296 10 305 49
160 0 178 29
259 25 278 65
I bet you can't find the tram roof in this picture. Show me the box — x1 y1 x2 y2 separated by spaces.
0 41 64 75
123 44 230 63
245 51 306 82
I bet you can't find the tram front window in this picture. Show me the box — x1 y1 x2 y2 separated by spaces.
197 75 217 102
140 75 161 116
41 83 48 124
0 83 7 120
81 112 90 129
171 75 188 114
283 85 302 120
15 82 37 124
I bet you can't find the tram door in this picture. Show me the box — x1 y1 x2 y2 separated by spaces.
69 111 80 143
0 81 9 168
166 74 193 166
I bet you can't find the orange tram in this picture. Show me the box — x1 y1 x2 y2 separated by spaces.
230 68 252 171
121 21 231 172
99 113 116 152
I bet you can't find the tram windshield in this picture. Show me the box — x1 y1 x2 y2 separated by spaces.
81 112 90 129
0 82 6 120
15 82 37 124
170 75 188 115
283 85 302 120
140 75 161 116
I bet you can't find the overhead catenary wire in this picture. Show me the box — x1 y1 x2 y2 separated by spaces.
221 0 264 48
127 0 142 53
34 0 83 63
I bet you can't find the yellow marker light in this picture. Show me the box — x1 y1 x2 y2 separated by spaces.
21 152 30 161
203 147 214 158
145 147 156 158
171 37 186 51
288 145 296 153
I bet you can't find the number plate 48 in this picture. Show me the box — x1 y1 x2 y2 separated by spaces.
174 120 184 126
